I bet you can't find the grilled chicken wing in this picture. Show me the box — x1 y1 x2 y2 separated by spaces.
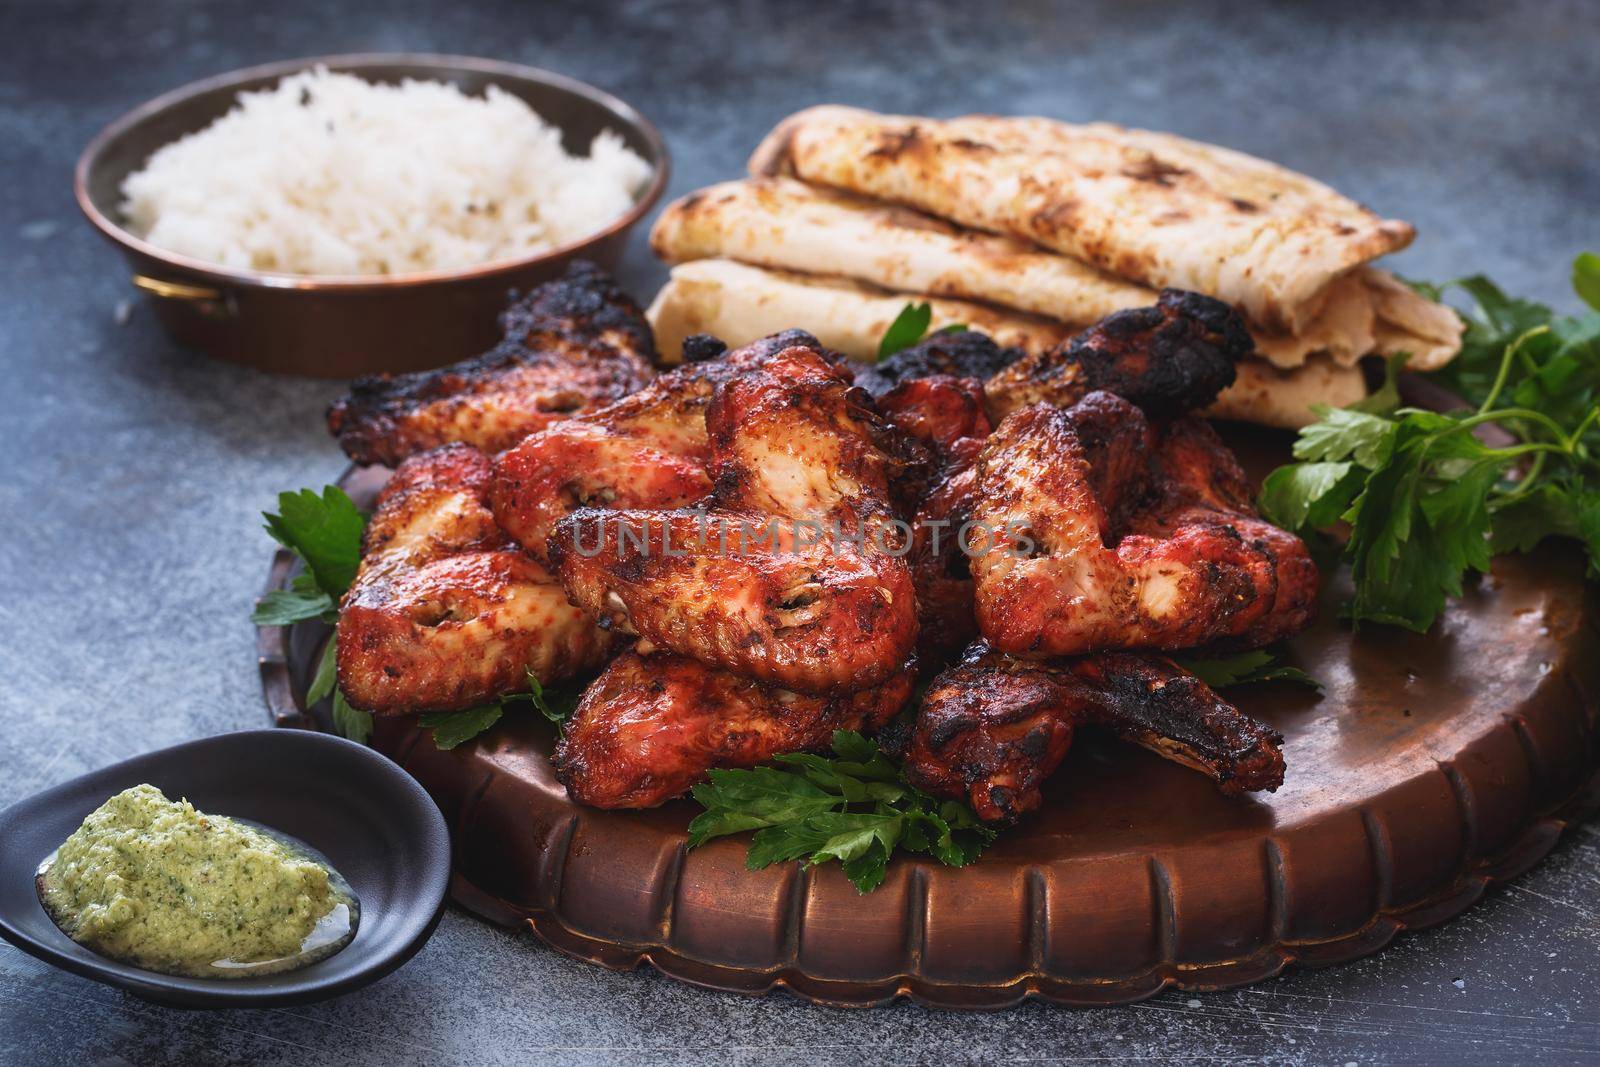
550 342 919 693
336 443 613 714
971 392 1317 657
904 643 1284 821
327 262 656 467
554 649 916 808
488 330 824 562
984 288 1246 421
874 374 993 661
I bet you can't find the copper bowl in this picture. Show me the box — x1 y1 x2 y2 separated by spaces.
74 54 670 378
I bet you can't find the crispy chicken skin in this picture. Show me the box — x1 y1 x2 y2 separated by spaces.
336 443 613 714
854 329 1023 398
971 392 1317 657
327 262 657 467
904 643 1284 822
875 374 993 661
488 330 824 562
984 288 1246 421
875 374 991 468
488 420 712 565
554 650 916 808
550 343 919 693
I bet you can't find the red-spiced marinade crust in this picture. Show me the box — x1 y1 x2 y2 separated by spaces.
554 650 915 808
336 443 612 714
549 344 920 695
970 392 1317 657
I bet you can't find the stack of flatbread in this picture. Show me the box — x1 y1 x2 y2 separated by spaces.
647 105 1464 427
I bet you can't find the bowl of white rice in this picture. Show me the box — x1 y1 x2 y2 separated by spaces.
75 55 669 377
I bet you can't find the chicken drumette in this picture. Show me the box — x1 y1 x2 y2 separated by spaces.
872 291 1255 663
983 287 1247 420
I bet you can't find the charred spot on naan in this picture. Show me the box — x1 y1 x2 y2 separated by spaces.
1119 154 1191 186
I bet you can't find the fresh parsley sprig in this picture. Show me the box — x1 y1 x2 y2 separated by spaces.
1259 253 1600 632
528 670 583 726
687 730 995 893
420 705 503 750
255 486 376 743
415 668 587 750
878 302 968 359
251 487 366 627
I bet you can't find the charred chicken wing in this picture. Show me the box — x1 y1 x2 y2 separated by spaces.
875 374 993 661
336 443 613 714
984 288 1246 420
904 642 1284 822
550 342 919 693
854 328 1023 398
554 650 916 808
327 261 657 467
488 330 827 561
971 391 1317 656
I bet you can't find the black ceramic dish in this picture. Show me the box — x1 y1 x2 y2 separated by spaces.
0 729 449 1008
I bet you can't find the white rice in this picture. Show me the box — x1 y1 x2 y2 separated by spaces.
120 68 653 277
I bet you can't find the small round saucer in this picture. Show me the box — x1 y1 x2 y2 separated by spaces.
0 729 448 1008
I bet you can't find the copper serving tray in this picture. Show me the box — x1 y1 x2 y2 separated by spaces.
258 428 1600 1009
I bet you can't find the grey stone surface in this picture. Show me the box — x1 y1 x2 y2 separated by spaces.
2 0 1598 1062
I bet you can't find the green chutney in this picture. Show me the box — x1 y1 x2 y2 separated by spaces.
37 784 357 977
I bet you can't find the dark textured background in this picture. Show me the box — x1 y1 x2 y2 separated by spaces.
3 1 1599 1063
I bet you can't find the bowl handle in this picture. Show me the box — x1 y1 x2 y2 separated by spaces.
132 275 235 319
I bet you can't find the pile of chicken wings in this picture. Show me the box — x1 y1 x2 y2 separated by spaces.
327 263 1317 822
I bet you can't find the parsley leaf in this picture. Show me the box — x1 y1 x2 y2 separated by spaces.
251 572 336 626
1260 253 1600 632
1571 252 1600 312
1175 650 1321 690
307 637 338 705
332 687 373 744
1293 405 1397 467
420 705 503 750
527 669 584 726
305 634 373 743
876 303 967 360
263 487 366 598
1258 460 1363 531
260 483 374 740
878 302 933 359
687 730 995 893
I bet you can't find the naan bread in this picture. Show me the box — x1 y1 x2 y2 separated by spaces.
750 105 1415 334
646 258 1069 364
653 177 1460 371
646 259 1359 427
651 176 1149 333
1255 268 1461 371
1364 267 1467 370
1206 357 1369 430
